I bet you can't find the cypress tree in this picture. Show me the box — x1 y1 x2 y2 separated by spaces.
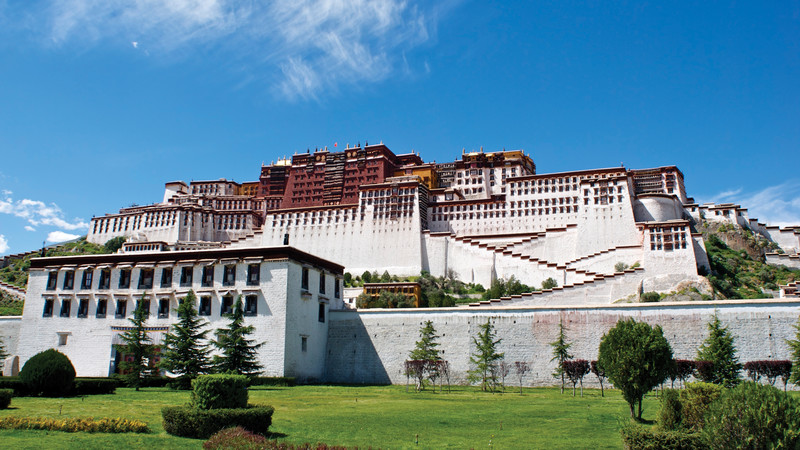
697 313 742 387
468 319 504 392
115 294 156 390
160 291 211 389
786 315 800 385
212 295 264 375
550 318 573 394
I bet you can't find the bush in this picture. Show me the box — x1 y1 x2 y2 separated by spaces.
0 377 28 396
112 374 170 388
640 292 661 303
162 405 274 439
72 378 120 395
192 374 249 410
679 382 721 431
248 376 296 387
0 389 12 409
19 349 76 397
619 423 703 450
204 427 351 450
658 389 682 431
702 382 800 449
0 416 149 433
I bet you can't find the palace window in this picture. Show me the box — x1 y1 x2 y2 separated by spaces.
180 267 193 287
96 299 107 318
77 299 89 318
245 295 258 316
199 296 212 316
247 264 260 285
160 268 172 288
63 271 74 290
60 299 71 317
113 299 128 318
158 299 169 318
137 299 150 317
138 269 154 289
334 279 341 299
221 295 234 315
119 269 131 289
201 266 214 287
301 267 309 291
223 265 236 286
46 272 58 290
319 272 326 294
43 298 54 317
318 302 325 323
301 336 308 352
98 269 110 289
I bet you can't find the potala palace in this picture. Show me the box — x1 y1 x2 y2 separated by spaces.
3 144 799 384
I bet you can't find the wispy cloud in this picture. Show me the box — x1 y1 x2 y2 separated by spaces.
703 180 800 228
46 230 81 243
18 0 454 100
0 191 88 231
24 226 36 232
0 235 8 253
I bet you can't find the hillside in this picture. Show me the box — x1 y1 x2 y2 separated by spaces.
701 223 799 299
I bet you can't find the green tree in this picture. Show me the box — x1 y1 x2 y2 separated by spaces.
380 270 392 282
212 295 264 375
786 314 800 385
542 277 558 290
160 291 211 389
696 313 741 387
361 270 372 283
408 320 442 390
550 318 573 394
115 295 156 390
103 236 127 253
468 319 504 392
0 335 7 360
598 318 673 420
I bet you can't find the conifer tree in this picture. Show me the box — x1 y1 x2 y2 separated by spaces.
697 313 742 387
468 319 504 392
408 320 442 390
115 294 156 390
212 295 264 375
160 291 211 389
550 317 573 394
0 336 7 360
786 315 800 385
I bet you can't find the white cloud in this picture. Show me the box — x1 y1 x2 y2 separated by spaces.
0 191 88 231
0 235 8 253
23 0 453 100
703 180 800 228
24 225 36 232
46 231 81 243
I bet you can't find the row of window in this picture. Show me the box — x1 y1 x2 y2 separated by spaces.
46 264 262 291
300 267 341 299
42 295 261 319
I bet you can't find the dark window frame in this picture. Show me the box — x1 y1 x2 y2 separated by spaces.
119 269 131 289
247 264 260 286
158 298 169 318
223 265 236 286
319 272 326 294
199 296 212 316
201 266 214 288
96 299 107 318
221 295 234 315
115 300 127 318
81 270 93 290
60 299 71 317
160 268 173 288
301 267 309 291
138 269 154 289
98 269 111 290
43 298 54 317
46 272 58 290
318 302 325 323
77 298 89 318
244 295 257 316
63 271 74 290
180 267 193 287
137 299 151 317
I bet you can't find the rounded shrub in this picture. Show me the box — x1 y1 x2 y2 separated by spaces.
702 382 800 449
679 382 721 431
162 405 274 439
191 374 248 410
658 388 682 431
19 349 76 397
0 389 13 409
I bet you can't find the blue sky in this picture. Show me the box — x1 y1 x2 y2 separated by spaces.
1 1 798 255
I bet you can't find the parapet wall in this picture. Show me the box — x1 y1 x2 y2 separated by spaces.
324 300 800 386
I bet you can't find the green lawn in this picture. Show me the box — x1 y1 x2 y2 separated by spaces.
0 384 659 449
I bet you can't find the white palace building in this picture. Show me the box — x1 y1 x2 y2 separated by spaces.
7 145 800 382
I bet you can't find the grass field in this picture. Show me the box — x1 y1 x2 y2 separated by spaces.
0 384 659 449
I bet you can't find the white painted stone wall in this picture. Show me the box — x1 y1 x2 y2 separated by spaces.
0 316 20 357
767 253 800 270
325 300 800 387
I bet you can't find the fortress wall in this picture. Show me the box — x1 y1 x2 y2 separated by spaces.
768 228 800 254
325 300 800 386
568 246 644 274
576 201 641 257
0 317 20 357
767 253 800 270
258 213 424 278
507 269 647 306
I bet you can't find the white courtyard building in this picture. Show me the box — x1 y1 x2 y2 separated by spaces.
17 246 343 379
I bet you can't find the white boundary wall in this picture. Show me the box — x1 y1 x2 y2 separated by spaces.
324 300 800 386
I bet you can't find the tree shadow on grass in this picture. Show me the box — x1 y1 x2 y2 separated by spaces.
265 431 288 439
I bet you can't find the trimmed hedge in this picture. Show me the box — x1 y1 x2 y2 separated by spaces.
203 427 350 450
0 388 12 409
0 377 28 396
0 416 150 433
162 405 274 439
620 423 703 450
192 374 248 410
248 376 296 387
112 374 171 388
73 378 120 395
19 349 76 397
680 382 721 431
